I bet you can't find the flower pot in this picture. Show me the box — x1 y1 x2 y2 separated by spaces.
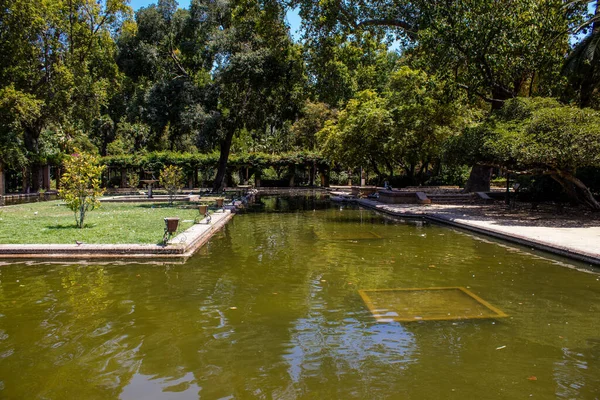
216 198 224 207
164 217 180 233
199 205 208 215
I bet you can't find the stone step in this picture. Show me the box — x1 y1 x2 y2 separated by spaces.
428 193 493 204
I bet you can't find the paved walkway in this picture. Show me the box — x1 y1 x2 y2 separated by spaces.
356 199 600 266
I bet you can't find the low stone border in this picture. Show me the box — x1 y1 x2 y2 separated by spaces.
101 194 200 203
355 199 600 267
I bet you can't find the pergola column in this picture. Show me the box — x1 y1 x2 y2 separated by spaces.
121 168 127 188
42 164 51 191
319 166 330 187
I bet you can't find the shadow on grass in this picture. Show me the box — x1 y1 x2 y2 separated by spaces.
46 223 97 230
135 203 179 209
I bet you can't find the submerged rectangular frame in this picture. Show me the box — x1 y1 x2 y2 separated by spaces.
359 286 508 322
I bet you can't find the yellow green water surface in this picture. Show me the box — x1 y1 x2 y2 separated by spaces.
0 196 599 399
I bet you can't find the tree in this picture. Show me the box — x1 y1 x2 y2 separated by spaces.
115 1 215 153
563 1 600 108
451 98 600 210
159 165 184 205
294 0 587 191
0 0 130 190
210 0 306 192
318 90 393 179
317 67 469 184
59 151 106 228
291 101 337 150
386 66 473 183
304 33 399 107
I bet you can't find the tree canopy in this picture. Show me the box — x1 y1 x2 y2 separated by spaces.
1 0 600 208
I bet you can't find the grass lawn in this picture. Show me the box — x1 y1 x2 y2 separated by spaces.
0 201 203 244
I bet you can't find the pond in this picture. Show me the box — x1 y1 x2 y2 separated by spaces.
0 195 599 399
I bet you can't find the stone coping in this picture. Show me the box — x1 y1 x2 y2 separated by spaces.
355 199 600 267
101 194 200 203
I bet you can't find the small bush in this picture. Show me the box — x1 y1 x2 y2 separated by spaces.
159 165 184 205
59 151 106 228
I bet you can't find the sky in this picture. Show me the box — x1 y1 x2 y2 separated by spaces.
126 0 304 40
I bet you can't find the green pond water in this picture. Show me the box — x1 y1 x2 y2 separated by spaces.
1 196 599 399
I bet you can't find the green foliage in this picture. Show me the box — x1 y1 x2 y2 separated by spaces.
296 0 585 106
481 98 600 171
304 33 399 106
428 165 471 187
127 172 140 189
159 165 184 205
318 90 392 174
101 151 327 171
562 3 600 108
291 101 338 150
0 85 42 168
59 151 106 228
318 67 470 183
451 97 600 208
0 0 131 191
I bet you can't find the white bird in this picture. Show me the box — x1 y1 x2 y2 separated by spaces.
33 212 38 215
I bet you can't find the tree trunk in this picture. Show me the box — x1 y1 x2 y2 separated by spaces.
213 130 235 193
23 126 42 193
0 161 5 196
465 87 515 191
319 166 330 187
579 1 600 107
22 167 30 193
550 170 600 211
464 165 493 192
79 203 85 228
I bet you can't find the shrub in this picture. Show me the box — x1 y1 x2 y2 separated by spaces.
127 171 140 189
159 165 184 205
59 151 106 228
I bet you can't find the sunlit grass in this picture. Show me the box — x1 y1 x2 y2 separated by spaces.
0 201 202 244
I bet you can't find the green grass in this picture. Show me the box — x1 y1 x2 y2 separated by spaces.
0 201 203 244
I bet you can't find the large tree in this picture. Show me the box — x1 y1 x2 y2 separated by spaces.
318 66 469 184
0 0 129 191
448 98 600 209
209 0 306 191
563 0 600 108
294 0 587 191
